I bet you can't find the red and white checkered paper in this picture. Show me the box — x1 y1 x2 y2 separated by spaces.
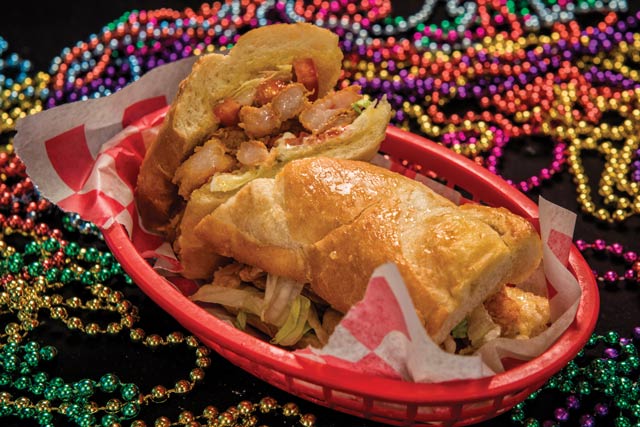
14 58 581 382
16 57 196 270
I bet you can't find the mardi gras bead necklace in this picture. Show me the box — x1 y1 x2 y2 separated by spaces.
0 201 317 427
343 12 640 222
575 239 640 286
0 37 49 134
510 328 640 427
44 0 620 106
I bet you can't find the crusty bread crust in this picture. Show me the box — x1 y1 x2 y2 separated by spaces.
136 23 344 233
171 187 236 279
194 157 543 344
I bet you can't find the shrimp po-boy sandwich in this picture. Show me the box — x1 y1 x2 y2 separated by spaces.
190 157 550 351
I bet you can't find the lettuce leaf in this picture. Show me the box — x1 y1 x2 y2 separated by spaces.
451 319 468 339
192 275 325 347
190 284 264 316
352 97 372 114
235 310 247 330
262 275 305 327
271 296 312 347
305 303 328 346
467 305 501 348
209 168 261 192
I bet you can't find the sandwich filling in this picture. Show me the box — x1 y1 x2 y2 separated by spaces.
172 58 371 197
191 262 339 348
191 262 551 351
444 285 551 354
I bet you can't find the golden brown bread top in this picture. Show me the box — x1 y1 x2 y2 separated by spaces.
135 23 344 233
194 157 543 344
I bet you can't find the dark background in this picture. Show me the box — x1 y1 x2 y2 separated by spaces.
1 1 639 427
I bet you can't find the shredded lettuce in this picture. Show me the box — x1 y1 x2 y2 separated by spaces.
352 97 372 114
230 67 292 102
192 275 322 347
235 311 248 330
467 305 501 348
190 284 264 316
271 296 312 347
209 169 261 192
229 77 263 105
305 304 328 346
451 319 468 339
262 275 305 327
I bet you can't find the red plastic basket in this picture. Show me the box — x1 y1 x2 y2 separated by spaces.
103 125 599 427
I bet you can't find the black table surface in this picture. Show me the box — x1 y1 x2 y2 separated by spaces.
1 1 639 427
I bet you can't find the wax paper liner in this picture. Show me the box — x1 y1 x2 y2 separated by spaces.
14 57 581 382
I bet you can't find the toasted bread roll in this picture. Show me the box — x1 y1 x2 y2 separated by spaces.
194 157 543 344
136 23 344 232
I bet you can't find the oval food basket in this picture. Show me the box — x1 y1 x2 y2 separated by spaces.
103 125 599 427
